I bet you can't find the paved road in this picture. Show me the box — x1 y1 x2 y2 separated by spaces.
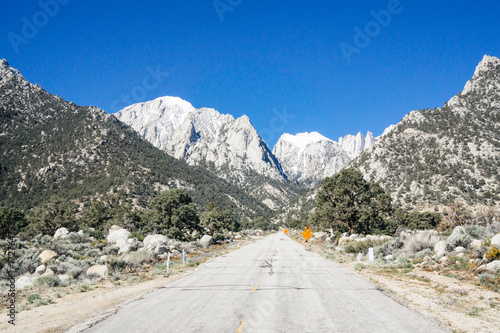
70 233 448 333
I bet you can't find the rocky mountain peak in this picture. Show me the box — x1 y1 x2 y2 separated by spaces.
473 55 500 77
0 59 26 86
459 55 500 97
115 96 286 183
338 131 375 160
273 130 375 186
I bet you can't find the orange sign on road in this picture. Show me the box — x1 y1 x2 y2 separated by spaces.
284 229 289 234
302 227 313 241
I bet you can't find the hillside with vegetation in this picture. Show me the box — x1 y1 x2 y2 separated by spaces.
0 59 277 222
352 56 500 209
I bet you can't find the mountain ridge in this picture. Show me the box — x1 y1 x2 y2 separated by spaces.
352 55 500 208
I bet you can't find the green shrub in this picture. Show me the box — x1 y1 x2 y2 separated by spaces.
345 239 390 254
27 293 41 303
478 273 498 289
35 275 61 287
374 238 404 256
108 258 129 272
122 250 153 269
396 256 413 269
448 256 468 270
402 231 440 254
354 262 366 271
415 248 433 259
33 297 52 307
130 232 145 242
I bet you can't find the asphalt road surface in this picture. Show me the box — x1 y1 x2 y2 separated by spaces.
70 233 448 333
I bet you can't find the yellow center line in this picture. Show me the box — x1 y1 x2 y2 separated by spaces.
253 285 258 292
236 319 245 333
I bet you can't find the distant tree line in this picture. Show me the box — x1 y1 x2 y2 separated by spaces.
0 189 278 242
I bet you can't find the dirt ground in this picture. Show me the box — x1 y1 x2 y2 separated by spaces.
304 241 500 333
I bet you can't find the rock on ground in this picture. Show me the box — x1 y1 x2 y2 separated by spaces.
86 265 108 280
39 250 58 264
41 268 55 277
434 241 448 254
143 234 170 251
470 239 484 251
59 274 72 283
107 225 131 244
15 276 38 289
491 233 500 248
35 265 46 275
54 227 69 239
199 235 213 247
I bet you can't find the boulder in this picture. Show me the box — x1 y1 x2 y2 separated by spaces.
59 274 72 283
39 250 58 264
199 235 213 247
143 234 170 251
41 268 54 277
491 233 500 248
470 239 484 251
455 246 466 254
35 265 46 275
434 241 448 254
379 235 394 241
54 227 69 239
107 225 130 244
100 255 108 261
15 276 37 289
234 235 242 240
86 265 108 279
477 260 500 273
338 237 351 245
456 253 466 258
436 250 447 258
325 237 333 244
254 229 264 236
155 245 169 254
486 260 500 272
118 242 132 254
171 249 181 257
313 232 327 240
439 256 448 263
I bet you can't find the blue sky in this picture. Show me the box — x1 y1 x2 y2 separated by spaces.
1 0 499 147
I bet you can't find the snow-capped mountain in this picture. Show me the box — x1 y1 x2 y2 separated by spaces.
115 96 286 182
338 131 375 159
352 55 500 208
273 131 374 186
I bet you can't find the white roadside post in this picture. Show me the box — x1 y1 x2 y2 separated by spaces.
182 249 186 265
356 253 363 261
167 252 171 274
368 248 375 263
